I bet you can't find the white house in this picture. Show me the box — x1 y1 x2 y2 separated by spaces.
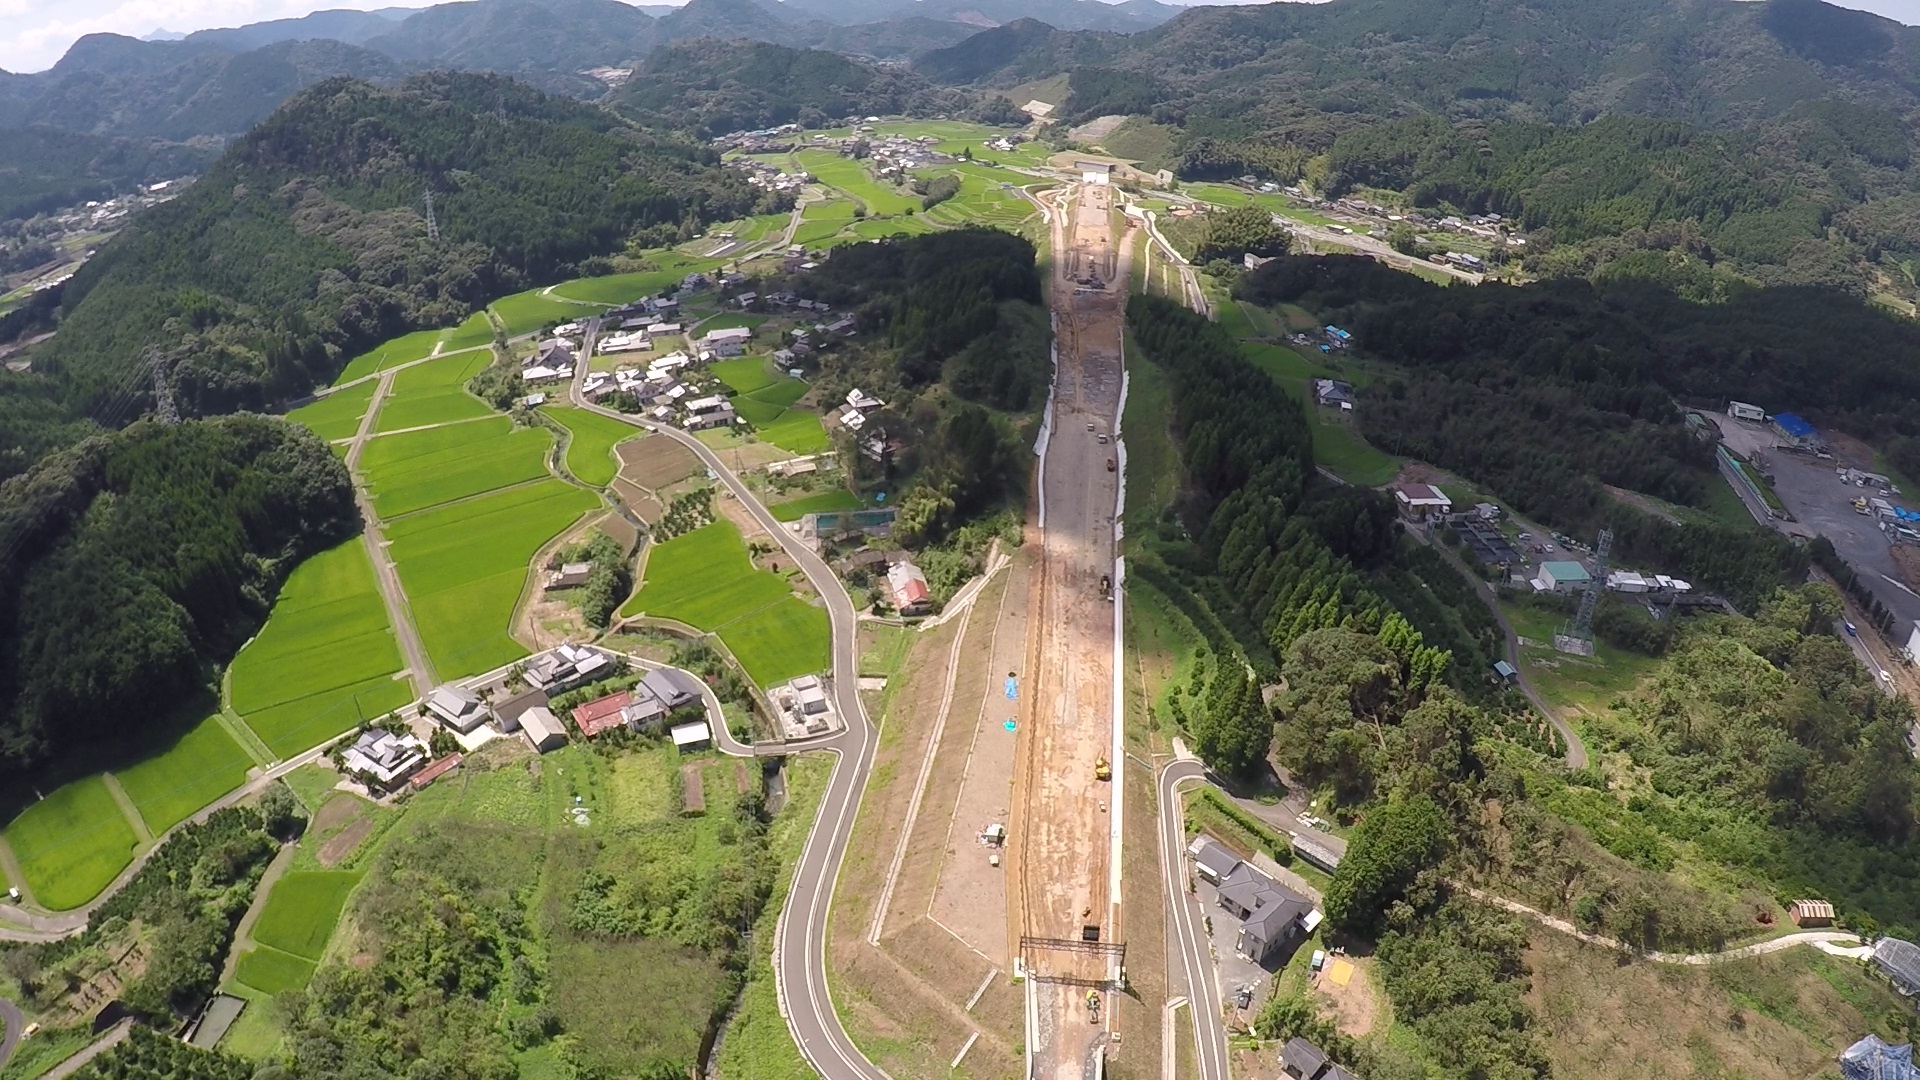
1728 400 1766 422
1392 482 1452 520
425 685 493 733
846 388 885 412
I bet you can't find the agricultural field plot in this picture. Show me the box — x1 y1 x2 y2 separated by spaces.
753 409 830 454
795 150 921 215
335 329 446 384
551 254 724 306
229 541 410 758
287 381 377 442
114 715 255 834
374 349 496 433
387 480 601 677
919 167 1037 229
441 311 496 352
1182 182 1338 226
546 406 639 487
841 217 937 243
616 435 702 490
792 199 858 246
695 313 767 337
234 946 317 995
4 775 141 910
490 288 608 336
359 416 554 518
252 871 360 961
712 356 778 395
769 490 864 522
620 520 829 685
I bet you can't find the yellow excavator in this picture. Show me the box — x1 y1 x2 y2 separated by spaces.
1094 756 1111 781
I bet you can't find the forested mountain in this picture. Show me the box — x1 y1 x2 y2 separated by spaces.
362 0 659 73
913 18 1126 86
611 39 964 136
0 36 405 140
24 72 771 431
0 128 217 221
184 6 418 50
777 0 1178 33
0 415 354 773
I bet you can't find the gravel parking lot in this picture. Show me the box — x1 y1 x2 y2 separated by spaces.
1721 419 1920 631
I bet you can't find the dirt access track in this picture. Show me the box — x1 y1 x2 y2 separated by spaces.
1012 181 1131 1080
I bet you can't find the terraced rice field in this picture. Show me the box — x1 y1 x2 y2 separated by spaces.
359 417 555 518
4 776 141 910
287 382 377 442
620 520 829 686
387 480 600 677
711 358 823 452
234 946 317 995
546 406 639 487
440 311 497 351
792 200 858 246
374 349 496 433
550 255 724 306
336 329 446 383
920 166 1038 229
490 288 608 336
795 150 921 215
229 541 411 758
252 871 360 961
114 715 256 833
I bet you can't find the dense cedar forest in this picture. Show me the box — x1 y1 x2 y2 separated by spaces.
9 71 776 451
611 40 968 137
0 416 354 774
785 229 1048 543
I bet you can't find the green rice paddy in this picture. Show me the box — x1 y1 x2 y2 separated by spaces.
621 520 829 686
229 541 411 758
551 256 723 306
754 410 830 455
4 776 141 910
336 329 446 384
792 200 857 246
710 358 824 452
374 349 496 432
360 416 555 518
114 715 255 834
387 480 600 677
795 150 921 215
490 289 608 336
440 311 496 352
287 382 376 442
546 406 639 487
234 946 318 995
252 871 360 960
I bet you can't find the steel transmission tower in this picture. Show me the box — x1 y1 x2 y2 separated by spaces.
423 188 440 242
1554 527 1612 657
146 345 179 425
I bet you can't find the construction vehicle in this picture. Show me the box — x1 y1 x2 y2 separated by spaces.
1095 756 1111 781
1855 496 1871 514
1087 990 1101 1024
1106 458 1116 472
1100 573 1111 597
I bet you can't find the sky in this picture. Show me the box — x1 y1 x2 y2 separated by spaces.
3 0 1919 75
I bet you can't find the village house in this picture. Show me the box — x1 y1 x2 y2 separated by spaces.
1216 862 1315 964
546 561 593 589
1533 561 1593 595
700 326 753 357
522 643 612 694
341 729 429 793
1312 379 1354 410
425 685 494 733
886 560 932 616
518 706 569 752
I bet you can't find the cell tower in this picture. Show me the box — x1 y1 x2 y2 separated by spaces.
1553 527 1612 657
423 188 440 243
146 345 179 426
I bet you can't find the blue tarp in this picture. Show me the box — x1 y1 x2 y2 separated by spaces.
1841 1035 1919 1080
1774 412 1816 438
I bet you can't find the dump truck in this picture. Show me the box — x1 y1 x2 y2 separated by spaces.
1095 756 1111 781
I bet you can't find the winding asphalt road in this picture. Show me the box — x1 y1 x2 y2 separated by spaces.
1156 759 1228 1080
0 996 22 1071
567 325 890 1080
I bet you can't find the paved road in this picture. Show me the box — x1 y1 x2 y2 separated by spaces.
1158 760 1228 1080
0 997 21 1071
566 336 890 1080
